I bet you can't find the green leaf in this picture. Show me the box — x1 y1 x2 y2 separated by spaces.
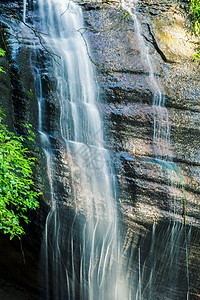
0 48 5 57
0 108 41 239
0 67 6 74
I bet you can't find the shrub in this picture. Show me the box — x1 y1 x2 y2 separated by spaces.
0 110 40 239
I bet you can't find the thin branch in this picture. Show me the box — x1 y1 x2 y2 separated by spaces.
60 1 71 18
2 7 61 63
77 11 130 72
144 23 175 64
77 12 129 34
78 29 111 72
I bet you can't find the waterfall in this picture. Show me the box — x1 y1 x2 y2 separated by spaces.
16 0 191 298
34 0 129 299
122 0 170 160
23 0 27 23
33 58 54 204
122 0 191 298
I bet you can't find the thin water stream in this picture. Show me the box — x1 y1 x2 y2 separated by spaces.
122 0 170 160
23 0 27 23
122 0 191 298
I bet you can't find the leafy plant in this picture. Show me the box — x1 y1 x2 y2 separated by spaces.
192 50 200 61
0 49 5 56
0 110 41 239
190 0 200 35
0 47 6 73
190 0 200 60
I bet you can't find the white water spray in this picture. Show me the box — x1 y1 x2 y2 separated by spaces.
35 0 129 299
23 0 27 23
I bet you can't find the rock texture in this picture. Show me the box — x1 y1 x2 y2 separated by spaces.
79 0 200 298
0 9 50 298
0 0 200 299
79 0 200 221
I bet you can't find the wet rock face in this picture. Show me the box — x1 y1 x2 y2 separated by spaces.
0 0 200 299
0 201 49 300
0 56 13 130
0 11 50 298
80 0 200 222
80 0 200 297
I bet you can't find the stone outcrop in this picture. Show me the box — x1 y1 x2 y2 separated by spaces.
0 0 200 299
79 0 200 222
80 0 200 298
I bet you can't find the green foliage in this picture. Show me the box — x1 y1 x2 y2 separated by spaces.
0 47 6 74
190 0 200 60
0 49 5 56
0 110 40 239
192 50 200 61
25 90 34 100
190 0 200 34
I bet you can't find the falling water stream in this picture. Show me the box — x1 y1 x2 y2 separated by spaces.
122 0 170 160
32 0 129 299
122 0 191 299
23 0 27 23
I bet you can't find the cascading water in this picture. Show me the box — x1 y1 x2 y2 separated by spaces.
18 0 191 298
122 0 170 160
122 0 191 299
33 0 129 299
23 0 27 23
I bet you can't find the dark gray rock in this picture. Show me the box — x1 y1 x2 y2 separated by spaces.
81 0 200 298
0 0 200 299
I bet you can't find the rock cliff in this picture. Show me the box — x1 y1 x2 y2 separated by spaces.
0 0 200 299
80 0 200 298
